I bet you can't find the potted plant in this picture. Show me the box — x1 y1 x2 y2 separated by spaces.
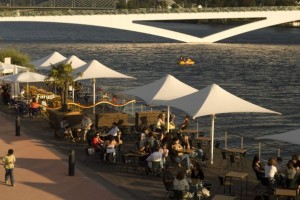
45 62 74 112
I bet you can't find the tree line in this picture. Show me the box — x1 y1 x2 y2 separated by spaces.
117 0 299 9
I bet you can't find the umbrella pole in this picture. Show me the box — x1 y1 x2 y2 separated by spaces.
93 78 96 114
167 106 170 132
210 114 215 165
26 82 29 100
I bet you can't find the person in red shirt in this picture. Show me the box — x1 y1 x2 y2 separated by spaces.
30 98 39 118
92 133 104 152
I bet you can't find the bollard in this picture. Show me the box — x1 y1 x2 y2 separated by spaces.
68 149 75 176
15 115 20 136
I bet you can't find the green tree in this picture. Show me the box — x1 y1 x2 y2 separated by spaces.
240 0 256 6
0 47 33 71
264 0 276 6
46 63 74 112
116 0 127 9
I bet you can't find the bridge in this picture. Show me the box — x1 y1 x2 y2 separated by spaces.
0 7 300 43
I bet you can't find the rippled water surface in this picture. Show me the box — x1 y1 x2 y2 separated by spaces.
0 21 299 158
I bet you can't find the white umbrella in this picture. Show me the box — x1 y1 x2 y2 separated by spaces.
166 83 281 164
58 55 86 69
73 59 135 113
256 128 300 145
122 74 198 132
32 51 66 70
1 71 47 83
0 71 47 99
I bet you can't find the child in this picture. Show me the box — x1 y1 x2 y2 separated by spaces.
2 149 16 187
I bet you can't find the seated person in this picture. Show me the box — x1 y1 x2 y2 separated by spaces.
146 145 163 171
146 131 158 151
60 117 74 141
171 137 192 173
181 135 203 160
159 143 169 168
107 122 122 143
92 133 104 152
86 124 96 146
173 169 194 199
104 137 117 162
252 155 265 180
191 162 212 192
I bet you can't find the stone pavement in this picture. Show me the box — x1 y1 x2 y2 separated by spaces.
0 104 265 200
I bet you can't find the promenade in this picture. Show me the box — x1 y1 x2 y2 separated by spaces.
0 104 264 200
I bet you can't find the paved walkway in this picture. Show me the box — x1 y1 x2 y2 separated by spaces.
0 111 122 200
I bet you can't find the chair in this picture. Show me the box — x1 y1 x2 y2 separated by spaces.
220 151 229 169
162 179 174 200
218 175 234 195
146 161 161 176
84 147 99 165
229 154 241 169
120 153 133 173
173 190 193 200
104 148 116 163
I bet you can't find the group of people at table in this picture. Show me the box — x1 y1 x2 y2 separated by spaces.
253 154 300 194
57 111 213 198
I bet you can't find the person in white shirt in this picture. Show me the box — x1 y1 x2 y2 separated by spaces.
81 114 92 141
107 122 122 143
265 157 278 179
146 146 163 169
265 157 278 191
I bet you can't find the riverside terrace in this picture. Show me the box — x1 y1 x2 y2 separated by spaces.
1 104 299 200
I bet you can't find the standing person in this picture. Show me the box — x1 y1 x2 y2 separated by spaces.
155 113 166 133
81 114 92 141
2 149 16 187
179 115 190 132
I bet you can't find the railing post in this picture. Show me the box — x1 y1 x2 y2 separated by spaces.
224 131 227 149
258 142 261 159
241 136 244 149
278 148 281 157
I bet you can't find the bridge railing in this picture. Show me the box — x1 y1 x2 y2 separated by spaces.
0 6 300 17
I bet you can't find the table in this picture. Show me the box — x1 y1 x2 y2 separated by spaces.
211 195 237 200
181 148 196 154
274 188 297 199
223 148 247 170
123 152 148 172
181 129 199 138
194 136 211 142
225 171 248 199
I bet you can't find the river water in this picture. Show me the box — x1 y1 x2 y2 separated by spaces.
0 21 299 159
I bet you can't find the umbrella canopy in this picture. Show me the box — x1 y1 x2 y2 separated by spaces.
58 55 86 69
122 74 198 131
73 59 135 113
32 51 66 70
0 62 28 74
73 59 134 80
166 83 281 164
256 128 300 145
0 71 47 83
123 74 198 105
0 71 48 100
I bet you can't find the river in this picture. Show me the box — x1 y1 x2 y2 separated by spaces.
0 21 299 159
